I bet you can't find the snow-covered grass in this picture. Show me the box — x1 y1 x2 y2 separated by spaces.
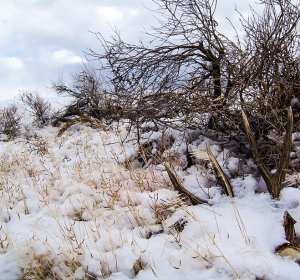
0 116 300 279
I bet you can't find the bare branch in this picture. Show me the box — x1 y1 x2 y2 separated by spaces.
164 164 209 205
206 143 234 198
242 107 293 198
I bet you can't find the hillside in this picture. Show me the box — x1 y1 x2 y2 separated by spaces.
0 108 300 280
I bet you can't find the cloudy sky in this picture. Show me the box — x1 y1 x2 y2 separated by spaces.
0 0 254 101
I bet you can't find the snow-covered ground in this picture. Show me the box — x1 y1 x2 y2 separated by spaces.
0 110 300 279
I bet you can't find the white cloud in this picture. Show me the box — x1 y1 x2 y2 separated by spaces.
50 49 85 65
0 0 254 101
0 56 24 69
0 0 161 100
97 7 123 25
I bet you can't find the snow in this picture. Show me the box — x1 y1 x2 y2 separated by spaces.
0 109 300 279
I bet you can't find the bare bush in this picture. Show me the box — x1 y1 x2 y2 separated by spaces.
20 91 51 126
53 70 123 125
0 104 21 141
54 0 300 196
92 0 241 130
104 0 298 164
236 0 300 166
87 0 299 135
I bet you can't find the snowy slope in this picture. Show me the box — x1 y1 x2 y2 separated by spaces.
0 118 300 279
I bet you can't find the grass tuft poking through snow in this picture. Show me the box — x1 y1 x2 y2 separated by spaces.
0 121 300 279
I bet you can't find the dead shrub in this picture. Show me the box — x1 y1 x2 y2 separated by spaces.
20 91 51 127
53 70 123 126
0 104 21 141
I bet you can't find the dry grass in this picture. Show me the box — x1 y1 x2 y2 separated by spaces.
21 254 97 280
0 124 185 278
0 122 295 279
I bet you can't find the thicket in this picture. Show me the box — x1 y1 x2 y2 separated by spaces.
53 0 300 198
